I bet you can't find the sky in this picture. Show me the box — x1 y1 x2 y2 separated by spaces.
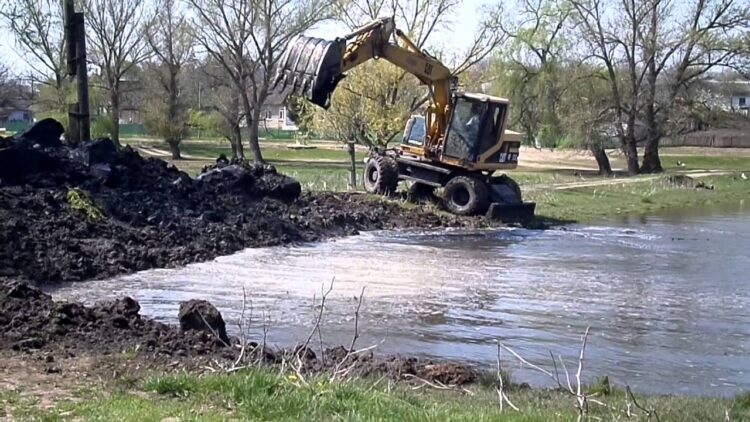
0 0 490 77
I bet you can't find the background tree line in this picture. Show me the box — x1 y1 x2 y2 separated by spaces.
1 0 749 174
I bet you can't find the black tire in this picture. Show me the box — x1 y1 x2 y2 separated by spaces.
406 182 436 203
442 175 489 215
490 174 523 203
363 154 398 195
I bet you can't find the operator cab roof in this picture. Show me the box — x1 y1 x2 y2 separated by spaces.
456 92 510 104
454 92 510 104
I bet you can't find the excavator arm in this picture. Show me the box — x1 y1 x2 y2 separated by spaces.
273 17 456 149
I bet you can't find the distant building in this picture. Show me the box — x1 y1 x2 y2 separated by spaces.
0 85 34 128
261 92 298 131
118 78 145 124
730 89 749 112
699 79 750 116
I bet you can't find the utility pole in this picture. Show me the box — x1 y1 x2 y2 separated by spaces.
64 0 91 144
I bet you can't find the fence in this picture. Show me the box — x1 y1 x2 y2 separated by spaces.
1 122 30 133
662 130 750 148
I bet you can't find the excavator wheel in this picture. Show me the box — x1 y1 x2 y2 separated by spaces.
489 174 523 203
442 175 489 216
406 182 436 203
363 154 398 195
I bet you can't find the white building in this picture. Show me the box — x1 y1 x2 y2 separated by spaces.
701 79 750 115
261 93 298 131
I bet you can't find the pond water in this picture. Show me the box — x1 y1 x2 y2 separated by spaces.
48 201 750 396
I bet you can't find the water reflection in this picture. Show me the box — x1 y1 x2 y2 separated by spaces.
48 203 750 396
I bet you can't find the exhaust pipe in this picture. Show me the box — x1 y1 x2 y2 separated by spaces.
273 36 346 109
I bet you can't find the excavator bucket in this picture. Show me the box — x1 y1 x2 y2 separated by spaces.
273 36 346 109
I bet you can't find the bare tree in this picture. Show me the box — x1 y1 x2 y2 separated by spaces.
0 60 9 85
144 0 193 159
83 0 152 147
202 59 246 159
0 60 11 106
572 0 749 175
638 0 750 173
0 0 68 113
571 0 649 175
186 0 330 164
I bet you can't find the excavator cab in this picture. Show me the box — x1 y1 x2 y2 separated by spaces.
443 94 512 166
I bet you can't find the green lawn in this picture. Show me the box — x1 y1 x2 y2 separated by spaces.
277 164 361 192
527 174 750 222
661 155 750 172
8 369 748 422
130 139 366 163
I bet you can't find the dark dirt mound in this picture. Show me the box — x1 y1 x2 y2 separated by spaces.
0 279 229 358
0 120 492 285
0 281 476 385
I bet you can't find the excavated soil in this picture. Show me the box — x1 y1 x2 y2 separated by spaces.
0 280 475 385
0 130 491 285
0 122 487 385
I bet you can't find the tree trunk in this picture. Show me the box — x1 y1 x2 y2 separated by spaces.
233 123 244 159
641 137 663 173
347 141 357 189
228 137 238 159
640 4 663 175
167 67 183 161
623 112 639 175
624 137 639 175
241 96 264 164
590 144 612 176
110 91 121 148
167 140 181 160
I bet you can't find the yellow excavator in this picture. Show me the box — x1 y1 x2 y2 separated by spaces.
274 17 535 224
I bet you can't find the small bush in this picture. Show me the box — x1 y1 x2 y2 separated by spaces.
67 189 105 221
476 368 513 390
736 391 750 410
587 376 611 396
144 376 196 397
91 115 115 139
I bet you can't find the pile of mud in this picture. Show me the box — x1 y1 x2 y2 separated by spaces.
0 279 229 358
0 280 475 385
0 119 485 285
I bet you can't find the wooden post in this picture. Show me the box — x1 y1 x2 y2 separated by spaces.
347 141 357 189
63 0 91 144
74 12 91 143
68 104 80 144
64 0 76 77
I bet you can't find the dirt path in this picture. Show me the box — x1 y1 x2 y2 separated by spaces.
137 146 202 160
137 146 355 167
526 170 739 191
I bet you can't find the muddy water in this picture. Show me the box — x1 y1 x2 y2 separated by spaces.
49 202 750 396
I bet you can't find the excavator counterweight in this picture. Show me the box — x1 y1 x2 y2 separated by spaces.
273 18 535 225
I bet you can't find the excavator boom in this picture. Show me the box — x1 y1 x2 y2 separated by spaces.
273 17 454 149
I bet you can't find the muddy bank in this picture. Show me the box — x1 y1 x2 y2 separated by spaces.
0 121 494 285
0 280 475 385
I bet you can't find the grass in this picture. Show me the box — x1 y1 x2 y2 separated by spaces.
130 139 365 162
661 155 750 172
13 369 750 422
277 164 360 192
527 174 750 222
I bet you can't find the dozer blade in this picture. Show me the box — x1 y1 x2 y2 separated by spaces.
272 36 346 109
486 202 536 225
